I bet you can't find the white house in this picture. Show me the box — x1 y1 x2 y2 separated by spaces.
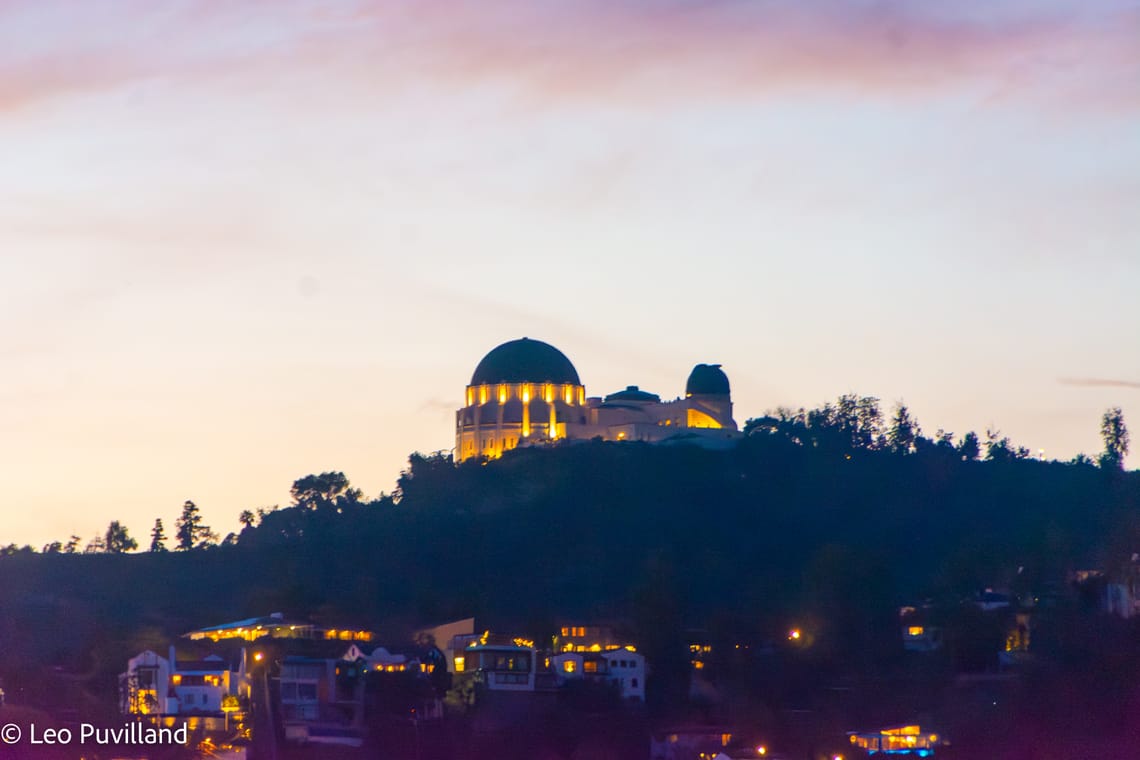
120 647 250 717
551 648 646 702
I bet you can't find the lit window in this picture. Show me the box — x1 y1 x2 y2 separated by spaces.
584 661 598 673
561 627 570 637
907 626 924 637
454 656 465 673
562 660 576 673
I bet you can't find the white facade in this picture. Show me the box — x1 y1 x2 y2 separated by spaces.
551 649 646 702
120 647 250 717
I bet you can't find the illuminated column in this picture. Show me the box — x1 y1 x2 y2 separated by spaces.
545 384 556 438
496 385 505 444
472 387 482 458
522 384 531 437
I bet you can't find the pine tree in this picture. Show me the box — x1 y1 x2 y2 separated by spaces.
149 518 168 552
1100 407 1130 470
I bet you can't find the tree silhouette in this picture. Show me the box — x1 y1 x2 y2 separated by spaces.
290 472 361 511
1100 407 1130 470
175 500 216 550
104 520 138 554
958 431 981 461
149 518 168 552
887 402 921 454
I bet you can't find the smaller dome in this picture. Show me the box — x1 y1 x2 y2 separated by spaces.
604 385 661 403
685 364 730 396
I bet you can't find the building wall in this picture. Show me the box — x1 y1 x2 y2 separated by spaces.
456 387 738 462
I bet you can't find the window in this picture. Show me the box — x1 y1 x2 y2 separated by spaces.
562 660 576 673
631 678 638 688
136 667 158 689
561 627 570 637
584 661 598 673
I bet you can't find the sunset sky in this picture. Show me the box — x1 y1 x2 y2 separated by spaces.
1 0 1137 548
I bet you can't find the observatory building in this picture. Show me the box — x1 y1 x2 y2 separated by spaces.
455 337 739 462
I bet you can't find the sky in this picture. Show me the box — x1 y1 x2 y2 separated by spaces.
0 0 1137 548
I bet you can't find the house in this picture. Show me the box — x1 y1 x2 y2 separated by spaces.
279 654 366 746
898 607 942 653
846 724 946 756
551 648 646 702
120 646 250 718
555 623 623 652
184 612 374 644
650 726 736 760
416 617 476 673
454 641 537 692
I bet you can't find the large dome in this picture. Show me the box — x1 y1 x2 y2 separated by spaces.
470 338 581 386
685 364 730 396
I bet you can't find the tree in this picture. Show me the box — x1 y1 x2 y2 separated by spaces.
149 519 168 552
984 428 1014 462
42 541 62 554
238 510 256 529
83 535 106 554
64 535 81 554
175 500 216 550
1100 407 1130 470
104 521 138 554
290 472 362 512
887 402 921 454
958 431 981 461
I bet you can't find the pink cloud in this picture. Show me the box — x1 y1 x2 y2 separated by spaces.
0 0 1136 113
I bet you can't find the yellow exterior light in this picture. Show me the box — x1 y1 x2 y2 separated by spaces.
757 746 767 755
908 626 924 636
788 629 802 641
